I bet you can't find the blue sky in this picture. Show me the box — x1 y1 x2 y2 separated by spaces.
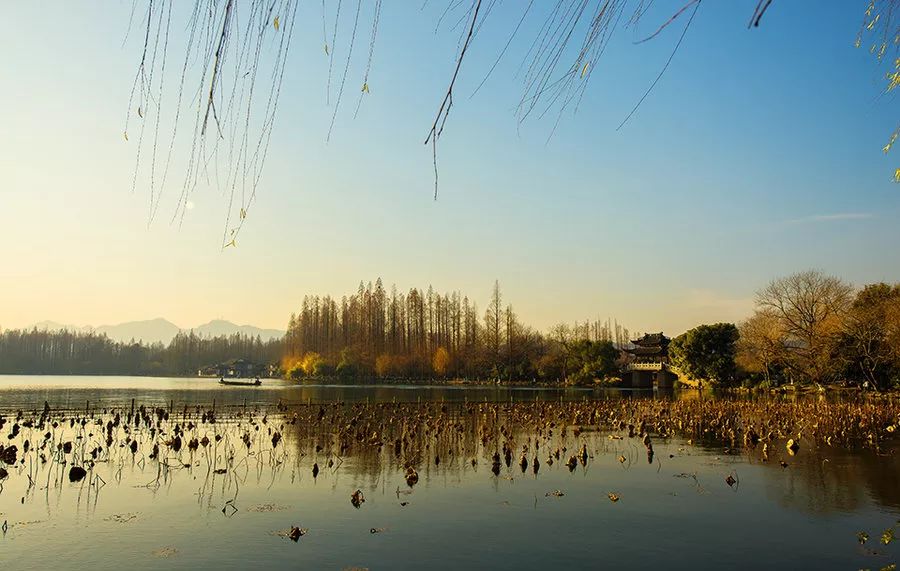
1 1 898 334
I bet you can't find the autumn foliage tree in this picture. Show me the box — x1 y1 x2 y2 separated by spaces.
737 310 785 385
754 270 853 384
837 283 900 389
283 278 634 383
737 271 900 388
432 347 451 378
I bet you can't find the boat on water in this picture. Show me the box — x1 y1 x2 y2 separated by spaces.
218 377 261 386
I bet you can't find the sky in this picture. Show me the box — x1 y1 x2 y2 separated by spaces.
1 1 899 336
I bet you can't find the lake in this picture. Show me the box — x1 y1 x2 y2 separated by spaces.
1 376 898 570
0 375 601 410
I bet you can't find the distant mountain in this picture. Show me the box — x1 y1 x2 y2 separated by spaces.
25 318 284 345
96 318 182 345
190 320 284 342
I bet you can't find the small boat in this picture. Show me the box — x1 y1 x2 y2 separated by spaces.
218 377 261 386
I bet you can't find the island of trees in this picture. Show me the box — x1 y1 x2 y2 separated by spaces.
2 271 898 390
282 279 629 384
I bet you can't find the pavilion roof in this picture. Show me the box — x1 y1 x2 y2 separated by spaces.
630 332 670 346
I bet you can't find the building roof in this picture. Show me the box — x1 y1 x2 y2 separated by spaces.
630 332 670 346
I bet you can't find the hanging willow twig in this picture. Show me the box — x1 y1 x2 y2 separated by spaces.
354 0 384 119
425 0 484 200
618 0 702 131
124 0 780 237
327 0 363 142
126 0 300 249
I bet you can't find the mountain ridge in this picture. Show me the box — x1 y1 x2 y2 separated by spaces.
24 318 284 345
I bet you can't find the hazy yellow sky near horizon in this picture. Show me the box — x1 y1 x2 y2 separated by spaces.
2 2 899 336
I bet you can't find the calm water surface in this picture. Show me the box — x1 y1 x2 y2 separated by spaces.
0 376 898 570
0 375 597 409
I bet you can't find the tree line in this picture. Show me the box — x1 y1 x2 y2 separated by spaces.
669 271 900 390
0 329 282 376
6 271 896 388
284 279 634 383
736 271 900 389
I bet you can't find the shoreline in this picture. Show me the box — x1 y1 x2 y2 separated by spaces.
1 373 896 395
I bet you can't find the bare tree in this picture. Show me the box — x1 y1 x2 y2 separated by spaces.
484 280 503 370
756 270 852 384
736 309 784 385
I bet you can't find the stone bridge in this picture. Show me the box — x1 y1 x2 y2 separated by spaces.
623 362 694 388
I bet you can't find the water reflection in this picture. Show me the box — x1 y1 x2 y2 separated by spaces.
0 382 898 570
0 374 606 410
757 441 900 513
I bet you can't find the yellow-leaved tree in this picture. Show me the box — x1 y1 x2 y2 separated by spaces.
300 352 323 377
375 354 393 379
432 347 451 378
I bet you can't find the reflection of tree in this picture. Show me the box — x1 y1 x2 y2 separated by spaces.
275 400 900 516
855 449 900 510
8 395 900 524
759 442 900 515
280 402 587 487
